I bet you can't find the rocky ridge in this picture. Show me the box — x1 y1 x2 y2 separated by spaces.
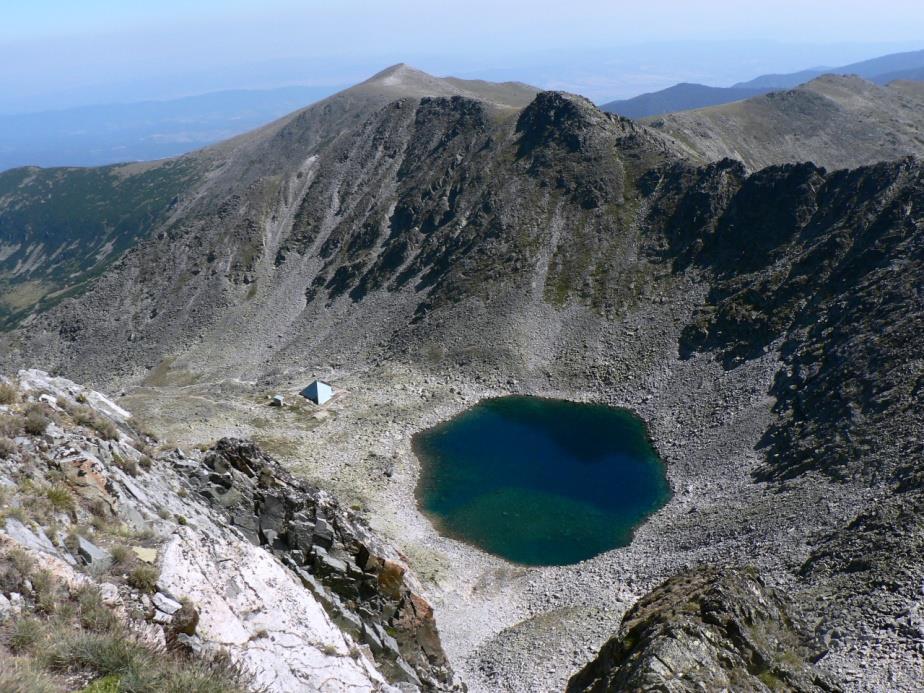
567 567 839 692
647 76 924 170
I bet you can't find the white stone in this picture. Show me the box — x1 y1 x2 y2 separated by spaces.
17 369 131 422
158 529 397 692
99 582 122 607
153 591 182 615
0 592 12 620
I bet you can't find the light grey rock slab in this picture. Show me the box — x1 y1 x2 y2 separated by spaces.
77 535 111 566
3 518 58 557
153 591 182 615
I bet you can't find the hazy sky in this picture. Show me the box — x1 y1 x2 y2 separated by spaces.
2 1 924 111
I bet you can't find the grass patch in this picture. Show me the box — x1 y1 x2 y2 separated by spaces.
0 414 21 437
142 356 201 388
252 435 302 460
9 617 45 653
0 551 248 693
42 630 247 692
75 585 120 633
64 403 119 441
0 655 59 693
0 437 15 458
82 675 120 693
110 544 133 568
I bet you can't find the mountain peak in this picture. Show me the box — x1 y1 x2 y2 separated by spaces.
351 64 540 109
362 63 432 87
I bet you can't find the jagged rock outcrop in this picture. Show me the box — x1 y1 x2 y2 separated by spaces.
567 567 839 693
178 437 458 690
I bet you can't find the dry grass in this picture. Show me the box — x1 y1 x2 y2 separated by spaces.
112 454 139 477
0 381 19 405
0 414 20 437
0 655 59 693
23 409 49 436
109 544 132 568
0 437 15 459
0 552 249 693
44 485 75 514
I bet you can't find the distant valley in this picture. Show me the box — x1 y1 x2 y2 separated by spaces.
0 85 340 171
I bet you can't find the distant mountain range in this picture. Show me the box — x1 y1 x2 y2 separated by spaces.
0 85 340 171
648 75 924 171
602 48 924 117
3 47 924 172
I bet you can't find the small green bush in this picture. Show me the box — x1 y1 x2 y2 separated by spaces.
127 565 159 593
0 436 15 458
8 617 45 653
45 485 75 513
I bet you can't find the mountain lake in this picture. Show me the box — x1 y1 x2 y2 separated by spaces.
414 396 671 566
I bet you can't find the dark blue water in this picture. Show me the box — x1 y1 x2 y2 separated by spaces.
414 396 670 566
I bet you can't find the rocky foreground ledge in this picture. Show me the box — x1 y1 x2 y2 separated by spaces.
0 369 459 691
